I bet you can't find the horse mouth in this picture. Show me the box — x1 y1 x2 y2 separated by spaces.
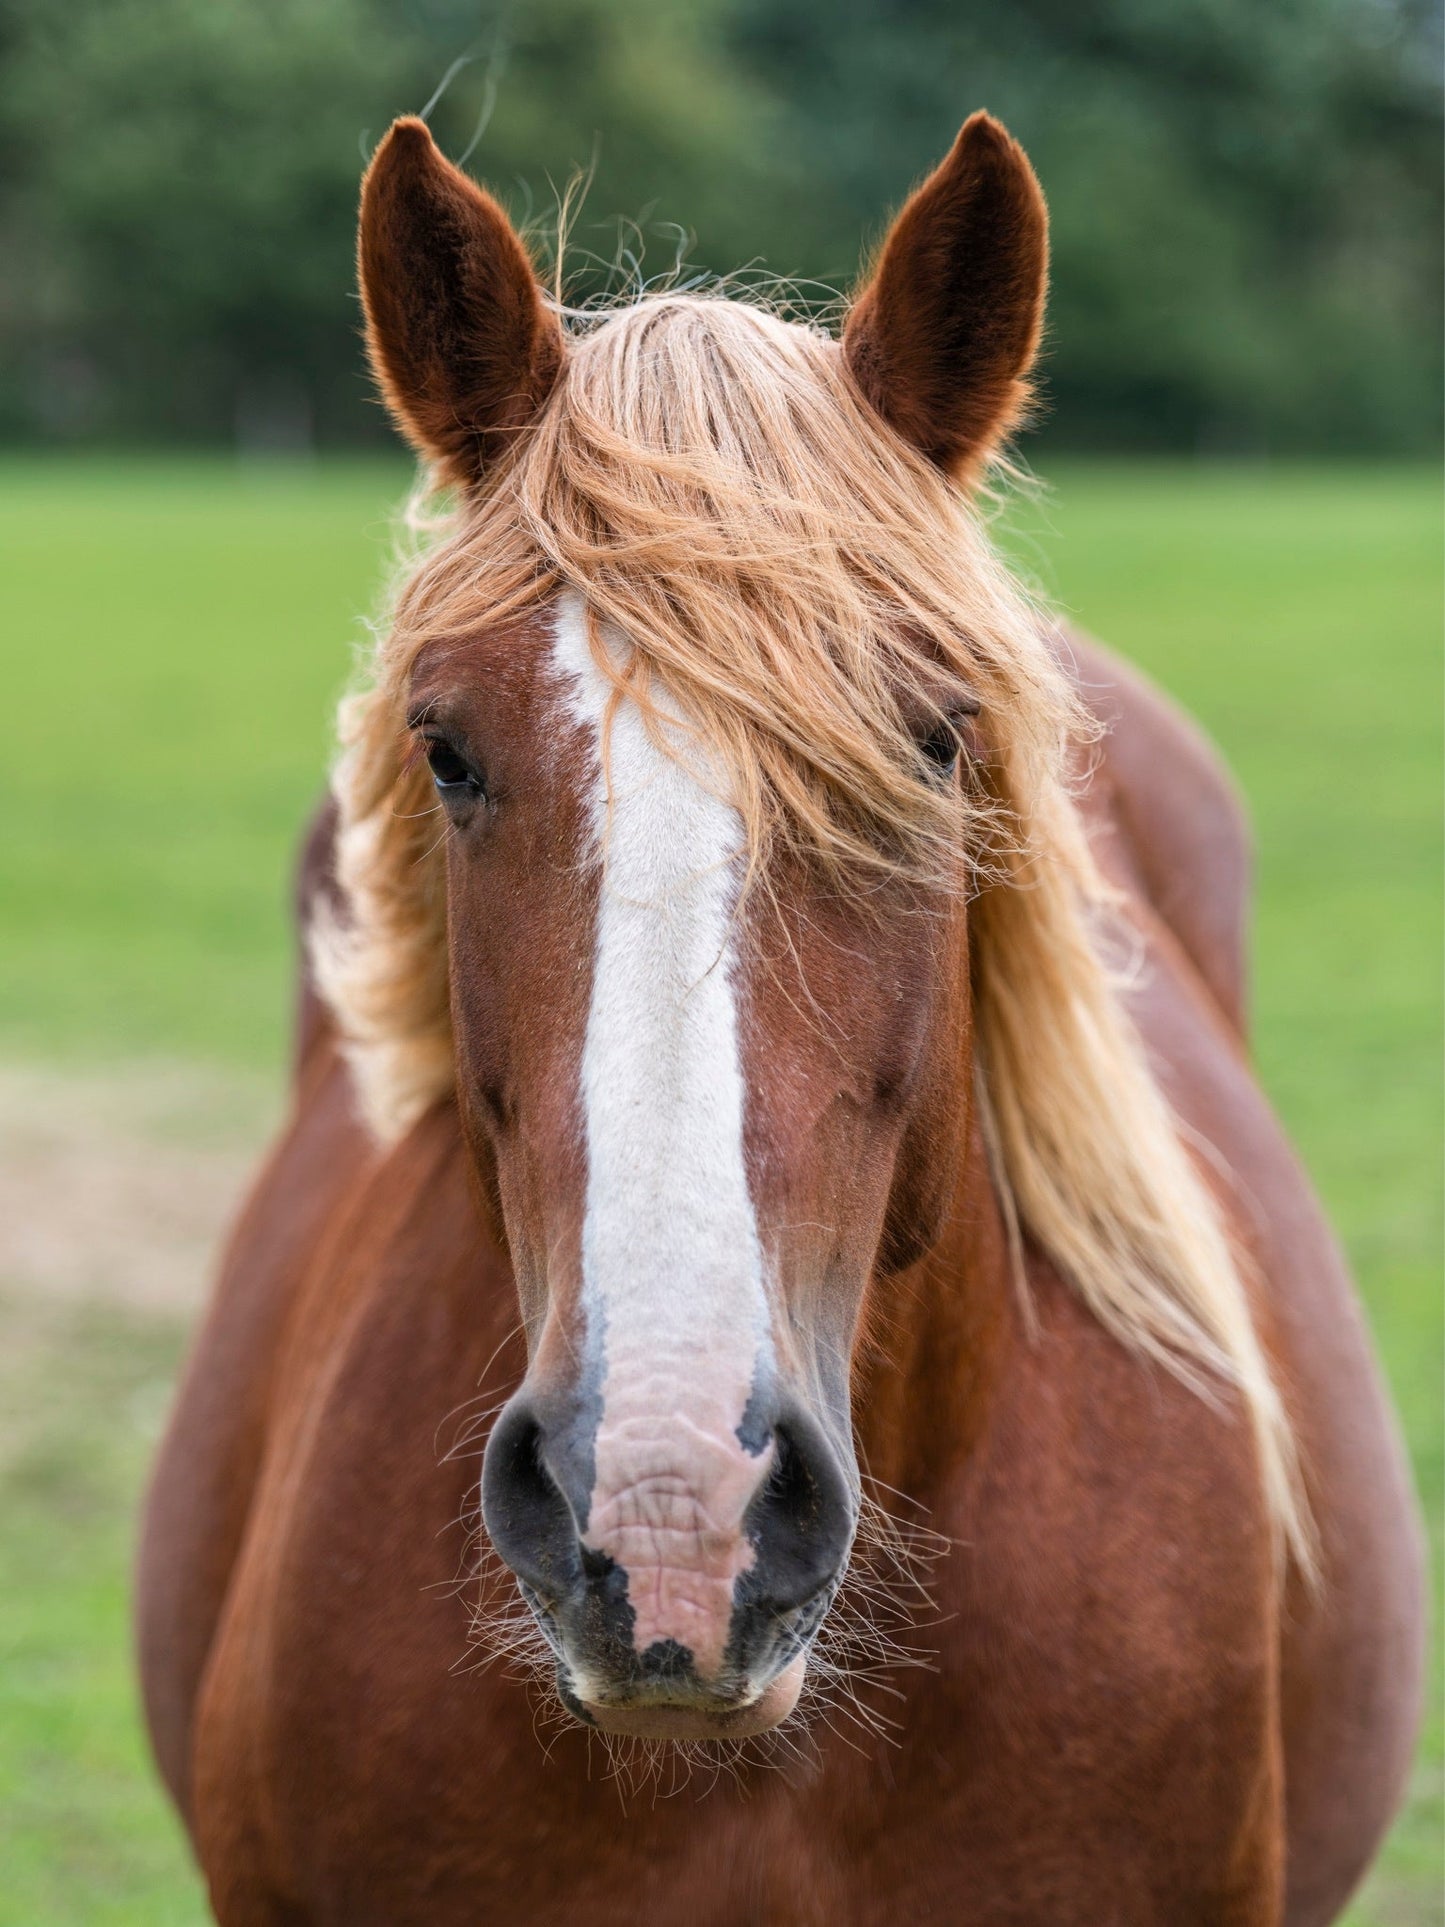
560 1653 807 1742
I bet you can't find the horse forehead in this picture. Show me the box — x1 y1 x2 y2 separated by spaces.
406 605 567 724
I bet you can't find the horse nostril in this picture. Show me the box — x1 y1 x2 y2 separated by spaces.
480 1397 584 1601
743 1403 855 1617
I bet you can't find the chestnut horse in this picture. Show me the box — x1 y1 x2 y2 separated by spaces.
139 115 1423 1924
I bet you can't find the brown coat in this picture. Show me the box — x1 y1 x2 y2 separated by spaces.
137 636 1423 1925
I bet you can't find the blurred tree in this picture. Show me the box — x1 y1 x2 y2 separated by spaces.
730 0 1444 452
0 0 1437 452
0 0 775 443
0 0 405 443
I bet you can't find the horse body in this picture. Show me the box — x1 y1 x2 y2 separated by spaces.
138 112 1422 1924
140 639 1419 1925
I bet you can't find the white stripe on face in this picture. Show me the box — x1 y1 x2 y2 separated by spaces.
550 592 774 1679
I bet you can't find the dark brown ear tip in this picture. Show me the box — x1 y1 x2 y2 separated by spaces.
363 117 442 194
958 110 1009 146
952 112 1031 178
380 116 436 154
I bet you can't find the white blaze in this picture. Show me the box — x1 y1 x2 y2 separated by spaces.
550 592 773 1678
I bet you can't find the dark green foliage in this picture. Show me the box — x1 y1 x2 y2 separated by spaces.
0 0 1437 451
729 0 1444 452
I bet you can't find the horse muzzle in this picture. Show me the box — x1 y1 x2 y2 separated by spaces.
481 1386 855 1738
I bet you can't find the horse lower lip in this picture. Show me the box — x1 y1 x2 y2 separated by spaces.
574 1654 808 1741
578 1698 778 1741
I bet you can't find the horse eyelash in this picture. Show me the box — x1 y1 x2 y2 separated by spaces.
399 730 430 779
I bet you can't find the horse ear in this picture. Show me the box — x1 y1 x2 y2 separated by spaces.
843 112 1048 480
358 117 563 489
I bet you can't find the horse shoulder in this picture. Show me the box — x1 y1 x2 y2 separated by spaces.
1052 636 1425 1917
1059 626 1253 1038
186 1101 513 1921
137 797 369 1830
923 1249 1287 1919
1093 867 1426 1924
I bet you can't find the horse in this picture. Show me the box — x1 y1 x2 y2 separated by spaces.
137 113 1424 1924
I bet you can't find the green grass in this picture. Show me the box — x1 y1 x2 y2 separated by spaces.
0 457 1439 1922
0 457 405 1066
0 1293 200 1926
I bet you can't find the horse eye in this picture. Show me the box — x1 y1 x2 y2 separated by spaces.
425 738 484 800
916 721 962 781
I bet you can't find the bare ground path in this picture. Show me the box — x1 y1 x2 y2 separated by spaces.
0 1061 278 1316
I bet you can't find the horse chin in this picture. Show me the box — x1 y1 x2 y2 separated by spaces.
570 1653 807 1743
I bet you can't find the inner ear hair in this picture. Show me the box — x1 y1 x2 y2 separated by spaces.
844 112 1049 482
358 117 564 491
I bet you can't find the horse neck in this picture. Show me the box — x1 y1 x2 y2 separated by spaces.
850 1112 1017 1507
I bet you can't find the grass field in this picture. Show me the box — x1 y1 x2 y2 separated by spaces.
0 457 1439 1923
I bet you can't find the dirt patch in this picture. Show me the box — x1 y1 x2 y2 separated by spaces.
0 1061 282 1315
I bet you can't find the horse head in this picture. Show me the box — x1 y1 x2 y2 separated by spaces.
341 112 1049 1740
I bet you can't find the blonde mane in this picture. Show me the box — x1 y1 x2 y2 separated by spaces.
314 292 1311 1575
